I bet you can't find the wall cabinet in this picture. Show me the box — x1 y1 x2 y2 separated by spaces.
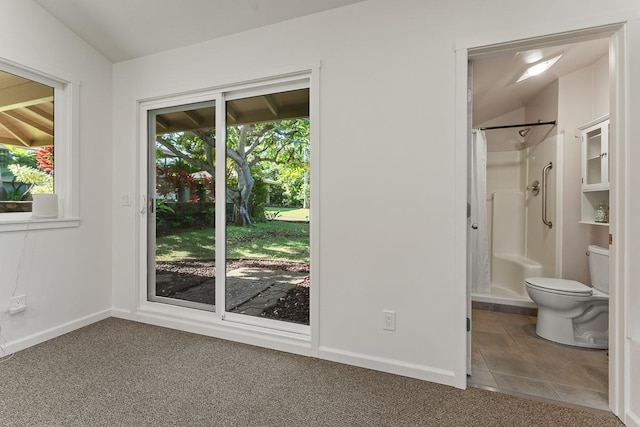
579 115 609 225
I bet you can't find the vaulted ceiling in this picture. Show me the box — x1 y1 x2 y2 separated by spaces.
472 37 610 126
32 0 367 63
24 1 611 134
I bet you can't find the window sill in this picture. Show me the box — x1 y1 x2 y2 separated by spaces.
0 214 80 232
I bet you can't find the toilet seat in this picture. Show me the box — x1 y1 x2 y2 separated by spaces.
525 277 593 297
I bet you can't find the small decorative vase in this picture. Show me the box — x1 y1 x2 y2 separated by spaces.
32 193 58 218
594 201 607 223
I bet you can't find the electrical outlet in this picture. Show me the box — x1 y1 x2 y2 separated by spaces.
9 294 26 315
383 310 396 331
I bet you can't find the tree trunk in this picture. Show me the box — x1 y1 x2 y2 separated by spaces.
225 126 256 226
232 160 254 226
177 184 189 202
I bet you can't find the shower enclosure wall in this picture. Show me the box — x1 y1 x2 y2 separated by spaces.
473 134 561 307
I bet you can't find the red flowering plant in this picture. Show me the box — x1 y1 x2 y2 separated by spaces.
156 160 200 202
36 146 54 173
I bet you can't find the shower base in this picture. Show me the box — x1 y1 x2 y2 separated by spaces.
472 290 537 316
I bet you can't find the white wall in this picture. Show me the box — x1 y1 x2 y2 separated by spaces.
112 0 467 385
593 55 610 118
109 0 640 396
558 54 610 284
486 151 524 260
525 80 560 146
0 1 113 351
525 136 559 277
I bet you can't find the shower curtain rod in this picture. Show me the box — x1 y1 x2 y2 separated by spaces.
480 120 556 131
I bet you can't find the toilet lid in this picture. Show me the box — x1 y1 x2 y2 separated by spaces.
525 277 593 296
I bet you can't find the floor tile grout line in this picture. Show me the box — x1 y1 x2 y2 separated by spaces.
490 378 562 402
530 358 608 392
502 316 608 381
469 308 609 411
490 370 606 396
547 378 609 395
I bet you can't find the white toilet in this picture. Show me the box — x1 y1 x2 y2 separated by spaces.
525 245 609 349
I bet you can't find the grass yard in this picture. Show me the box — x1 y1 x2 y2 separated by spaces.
156 221 309 262
265 206 309 220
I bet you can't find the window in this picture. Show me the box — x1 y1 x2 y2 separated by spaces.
0 69 54 212
0 60 77 230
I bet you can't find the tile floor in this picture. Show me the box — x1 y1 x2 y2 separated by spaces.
468 308 609 411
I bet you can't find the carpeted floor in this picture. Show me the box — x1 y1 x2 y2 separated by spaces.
0 318 623 426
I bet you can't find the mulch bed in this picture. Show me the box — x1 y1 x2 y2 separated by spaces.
260 276 309 324
155 259 310 324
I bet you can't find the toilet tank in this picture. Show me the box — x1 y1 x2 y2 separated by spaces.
588 245 609 293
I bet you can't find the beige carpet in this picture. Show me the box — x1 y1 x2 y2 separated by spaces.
0 318 623 426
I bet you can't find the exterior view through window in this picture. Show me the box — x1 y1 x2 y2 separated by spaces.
0 70 54 214
225 90 310 325
149 87 310 326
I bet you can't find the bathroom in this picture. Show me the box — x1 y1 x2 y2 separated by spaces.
468 35 612 408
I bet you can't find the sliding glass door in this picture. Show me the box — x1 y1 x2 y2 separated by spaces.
147 101 217 311
224 88 310 327
146 80 311 331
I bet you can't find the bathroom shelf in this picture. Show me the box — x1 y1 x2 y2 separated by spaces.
579 221 609 226
583 186 609 192
579 116 609 224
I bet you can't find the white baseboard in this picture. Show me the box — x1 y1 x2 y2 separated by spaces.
3 309 111 355
626 410 640 427
113 308 460 388
318 346 458 388
111 308 313 358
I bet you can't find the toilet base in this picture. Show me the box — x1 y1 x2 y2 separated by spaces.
535 305 608 349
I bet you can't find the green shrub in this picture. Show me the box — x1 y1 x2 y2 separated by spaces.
205 206 215 225
249 175 268 223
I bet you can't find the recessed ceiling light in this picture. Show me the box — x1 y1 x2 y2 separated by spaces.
516 54 562 83
518 49 543 64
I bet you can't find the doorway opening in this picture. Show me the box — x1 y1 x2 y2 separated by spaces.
466 28 618 411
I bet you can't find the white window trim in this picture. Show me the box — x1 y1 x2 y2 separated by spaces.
0 59 80 232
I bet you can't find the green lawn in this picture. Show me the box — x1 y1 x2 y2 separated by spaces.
156 221 309 262
265 206 309 220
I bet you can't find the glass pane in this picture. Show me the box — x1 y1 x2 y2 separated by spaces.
586 127 602 185
151 102 217 310
225 88 310 325
0 70 54 214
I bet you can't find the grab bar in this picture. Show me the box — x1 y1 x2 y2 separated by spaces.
542 162 553 229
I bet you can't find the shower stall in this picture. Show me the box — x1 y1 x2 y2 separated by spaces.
471 126 561 307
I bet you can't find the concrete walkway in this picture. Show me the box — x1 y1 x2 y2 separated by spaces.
170 267 307 313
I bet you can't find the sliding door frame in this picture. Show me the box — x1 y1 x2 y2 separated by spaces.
147 100 218 312
218 79 312 335
137 69 319 344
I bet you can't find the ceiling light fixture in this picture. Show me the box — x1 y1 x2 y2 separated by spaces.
516 54 562 83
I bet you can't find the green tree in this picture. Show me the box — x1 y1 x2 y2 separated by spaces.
156 119 309 226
